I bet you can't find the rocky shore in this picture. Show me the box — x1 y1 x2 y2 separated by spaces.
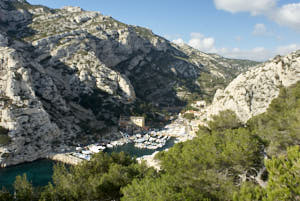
47 153 83 165
137 151 161 170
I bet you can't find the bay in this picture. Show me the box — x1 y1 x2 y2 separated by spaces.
0 138 175 190
0 159 55 191
104 138 175 157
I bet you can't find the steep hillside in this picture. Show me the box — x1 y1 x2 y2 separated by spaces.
0 0 257 166
170 44 259 102
201 50 300 123
3 82 300 200
248 81 300 156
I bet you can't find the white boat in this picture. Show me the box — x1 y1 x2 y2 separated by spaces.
134 143 146 149
149 137 155 142
135 138 146 143
89 149 100 153
82 150 92 155
174 139 180 144
75 147 82 151
75 153 91 160
99 146 106 150
111 141 119 146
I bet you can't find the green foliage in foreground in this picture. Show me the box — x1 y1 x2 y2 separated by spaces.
234 146 300 201
122 127 264 201
208 110 243 131
1 82 300 200
14 174 37 201
122 82 300 201
39 152 156 201
248 82 300 156
183 113 195 121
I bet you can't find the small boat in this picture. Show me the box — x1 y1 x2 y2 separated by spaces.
82 150 92 155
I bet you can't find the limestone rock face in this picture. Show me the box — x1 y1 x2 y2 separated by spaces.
0 33 8 46
0 1 258 166
203 51 300 122
0 47 60 166
0 1 31 28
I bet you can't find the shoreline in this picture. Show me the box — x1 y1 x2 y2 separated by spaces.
46 153 83 165
1 118 194 168
0 153 83 169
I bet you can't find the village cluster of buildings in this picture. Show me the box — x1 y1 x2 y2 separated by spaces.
181 100 207 135
118 116 146 133
66 100 208 161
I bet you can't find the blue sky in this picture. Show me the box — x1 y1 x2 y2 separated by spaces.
27 0 300 61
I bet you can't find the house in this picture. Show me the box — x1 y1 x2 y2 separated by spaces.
119 116 145 132
130 116 145 127
192 100 206 108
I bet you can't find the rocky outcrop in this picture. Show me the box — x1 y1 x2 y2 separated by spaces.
202 50 300 123
137 151 161 170
0 47 60 166
48 153 83 165
0 0 258 166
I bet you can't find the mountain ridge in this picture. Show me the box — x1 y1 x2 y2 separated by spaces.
198 50 300 124
0 1 258 166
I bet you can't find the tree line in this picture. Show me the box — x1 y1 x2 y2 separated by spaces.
1 82 300 201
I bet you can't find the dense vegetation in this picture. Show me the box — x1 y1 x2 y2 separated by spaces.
0 126 10 146
0 153 157 201
1 82 300 200
248 83 300 156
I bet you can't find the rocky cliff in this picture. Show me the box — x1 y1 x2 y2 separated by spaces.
201 50 300 123
0 0 258 166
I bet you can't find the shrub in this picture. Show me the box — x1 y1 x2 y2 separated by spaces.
208 110 242 131
0 127 10 146
183 113 194 120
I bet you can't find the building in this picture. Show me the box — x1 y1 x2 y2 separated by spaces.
192 100 206 108
130 116 145 127
119 116 145 132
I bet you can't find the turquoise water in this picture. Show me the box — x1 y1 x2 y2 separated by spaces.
0 138 175 190
105 138 175 157
0 159 56 191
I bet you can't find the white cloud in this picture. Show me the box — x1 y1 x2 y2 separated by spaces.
164 34 182 41
217 47 272 61
218 47 228 54
187 32 216 52
217 44 300 61
232 47 240 52
190 32 204 38
271 3 300 31
252 47 265 52
213 0 300 31
213 0 276 15
172 38 185 45
170 32 299 61
275 44 300 55
252 23 268 35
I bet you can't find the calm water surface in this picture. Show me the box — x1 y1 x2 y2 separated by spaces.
104 138 175 157
0 138 175 190
0 159 55 191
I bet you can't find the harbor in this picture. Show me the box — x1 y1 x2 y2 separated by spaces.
0 115 195 190
64 114 194 162
68 129 177 161
0 159 56 192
